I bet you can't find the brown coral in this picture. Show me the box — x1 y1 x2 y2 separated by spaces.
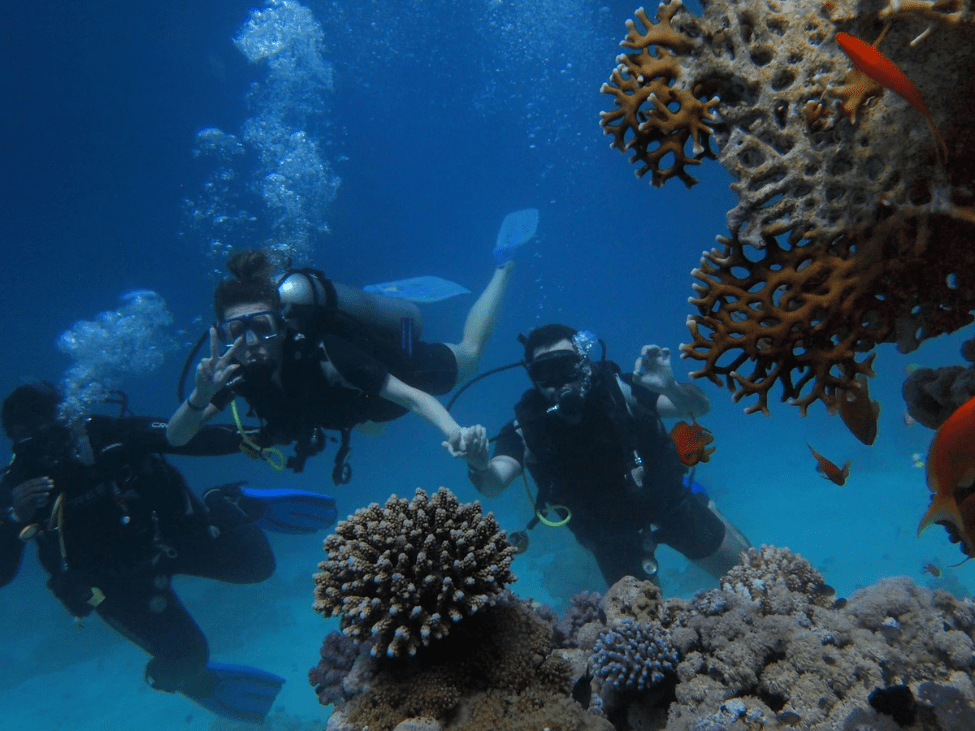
602 0 975 423
339 598 611 731
313 487 516 658
599 3 719 188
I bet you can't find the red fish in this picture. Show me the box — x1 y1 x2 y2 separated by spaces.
670 414 715 466
917 394 975 556
835 32 947 161
807 444 851 486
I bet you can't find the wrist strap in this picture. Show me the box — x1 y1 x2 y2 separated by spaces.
186 396 207 412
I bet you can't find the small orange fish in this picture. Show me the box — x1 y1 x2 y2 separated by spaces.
807 443 851 486
921 561 942 578
835 32 947 161
670 414 715 467
917 394 975 556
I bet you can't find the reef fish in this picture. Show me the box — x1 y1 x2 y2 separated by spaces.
835 31 947 161
917 393 975 556
670 414 715 466
921 561 942 578
807 444 851 486
836 373 880 446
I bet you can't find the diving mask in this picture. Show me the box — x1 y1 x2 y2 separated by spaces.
527 350 586 389
217 311 282 345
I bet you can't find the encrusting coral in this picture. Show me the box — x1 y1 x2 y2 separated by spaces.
601 0 975 426
313 487 516 658
571 546 975 730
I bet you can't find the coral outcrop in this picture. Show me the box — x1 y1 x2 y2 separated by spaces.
903 337 975 429
559 546 975 730
313 487 515 658
601 0 975 423
323 595 614 731
317 545 975 729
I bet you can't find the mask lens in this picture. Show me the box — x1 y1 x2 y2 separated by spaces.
528 352 583 387
218 312 279 343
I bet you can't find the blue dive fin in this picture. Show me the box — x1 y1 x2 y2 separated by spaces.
682 474 709 498
184 662 285 723
363 275 471 303
493 208 539 266
240 487 338 534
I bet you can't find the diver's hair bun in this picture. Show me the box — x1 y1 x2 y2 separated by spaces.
227 250 274 284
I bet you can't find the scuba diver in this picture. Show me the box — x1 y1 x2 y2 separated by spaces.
457 324 751 588
167 247 519 479
0 383 337 723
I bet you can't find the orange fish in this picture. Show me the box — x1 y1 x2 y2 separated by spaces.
807 443 851 486
921 561 942 578
917 394 975 557
670 414 715 466
835 32 947 161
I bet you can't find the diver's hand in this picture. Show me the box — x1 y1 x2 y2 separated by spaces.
10 477 54 524
443 425 489 470
633 345 677 395
193 327 243 403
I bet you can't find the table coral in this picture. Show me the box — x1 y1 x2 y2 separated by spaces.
313 487 516 658
601 0 975 423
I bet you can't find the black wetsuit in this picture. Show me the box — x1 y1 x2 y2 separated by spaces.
0 416 274 692
210 326 457 473
494 361 725 586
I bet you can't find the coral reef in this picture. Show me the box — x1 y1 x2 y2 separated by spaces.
309 630 363 707
313 487 516 658
903 337 975 429
320 546 975 729
601 0 975 423
324 596 614 731
592 619 680 697
557 546 975 730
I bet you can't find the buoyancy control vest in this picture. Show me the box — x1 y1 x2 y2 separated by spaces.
513 360 688 538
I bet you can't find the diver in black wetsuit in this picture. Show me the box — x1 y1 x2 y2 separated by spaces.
0 383 289 721
167 249 509 478
459 324 751 589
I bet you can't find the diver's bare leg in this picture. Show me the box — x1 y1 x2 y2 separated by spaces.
447 262 514 383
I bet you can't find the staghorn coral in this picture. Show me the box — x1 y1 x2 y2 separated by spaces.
601 0 975 422
313 487 515 658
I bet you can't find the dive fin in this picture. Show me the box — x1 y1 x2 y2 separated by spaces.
184 662 285 723
493 208 539 266
240 487 338 534
363 275 471 303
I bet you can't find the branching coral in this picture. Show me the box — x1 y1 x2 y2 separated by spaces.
313 487 515 658
601 0 975 423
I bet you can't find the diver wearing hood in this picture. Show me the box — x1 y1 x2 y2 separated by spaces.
459 324 751 589
167 249 514 478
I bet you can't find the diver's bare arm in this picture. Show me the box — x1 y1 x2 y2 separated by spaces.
379 374 460 440
167 400 220 446
167 328 242 446
655 383 710 419
473 455 522 499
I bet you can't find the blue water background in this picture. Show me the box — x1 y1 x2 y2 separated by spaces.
1 1 969 727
